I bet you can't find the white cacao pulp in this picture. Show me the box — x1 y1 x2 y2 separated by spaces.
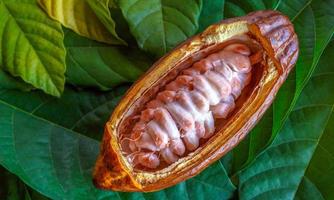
124 42 256 169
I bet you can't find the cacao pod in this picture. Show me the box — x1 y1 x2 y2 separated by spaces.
93 10 299 192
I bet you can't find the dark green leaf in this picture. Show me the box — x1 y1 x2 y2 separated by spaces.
0 166 49 200
198 0 224 32
0 0 66 97
0 85 128 140
185 161 235 200
224 0 277 17
109 6 138 45
118 0 202 57
237 39 334 200
64 29 153 90
224 2 247 17
0 70 33 91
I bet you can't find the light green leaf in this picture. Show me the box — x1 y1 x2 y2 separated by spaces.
64 29 152 90
85 0 127 45
0 0 66 97
38 0 125 45
118 0 202 57
237 40 334 199
225 0 334 174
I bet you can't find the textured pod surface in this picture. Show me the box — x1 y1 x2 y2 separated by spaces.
93 10 299 192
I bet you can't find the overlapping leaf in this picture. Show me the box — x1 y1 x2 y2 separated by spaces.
38 0 125 45
85 0 126 43
198 0 225 32
118 0 202 57
0 70 32 91
238 40 334 200
0 166 48 200
0 0 66 97
64 29 152 90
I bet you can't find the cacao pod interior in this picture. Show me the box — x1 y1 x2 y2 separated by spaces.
93 10 298 192
119 34 264 171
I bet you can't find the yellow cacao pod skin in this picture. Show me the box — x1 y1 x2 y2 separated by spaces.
93 10 299 192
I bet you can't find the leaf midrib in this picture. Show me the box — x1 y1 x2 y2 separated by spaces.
8 111 64 199
69 96 118 130
66 50 107 88
291 0 313 21
158 0 167 54
67 48 129 83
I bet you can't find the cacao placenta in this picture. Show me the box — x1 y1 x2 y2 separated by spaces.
93 10 299 192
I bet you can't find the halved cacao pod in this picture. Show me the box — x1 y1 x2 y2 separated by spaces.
93 10 299 192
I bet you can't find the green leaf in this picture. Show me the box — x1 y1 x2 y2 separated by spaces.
118 0 202 57
185 161 236 200
0 69 33 91
107 0 118 9
0 85 236 199
64 29 153 90
225 0 334 174
0 0 66 97
237 40 334 199
0 85 128 140
224 0 279 17
38 0 125 45
85 0 127 45
109 6 138 45
198 0 225 32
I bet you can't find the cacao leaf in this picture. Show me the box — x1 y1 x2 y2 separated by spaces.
0 0 66 97
64 29 153 90
198 0 224 32
85 0 127 45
